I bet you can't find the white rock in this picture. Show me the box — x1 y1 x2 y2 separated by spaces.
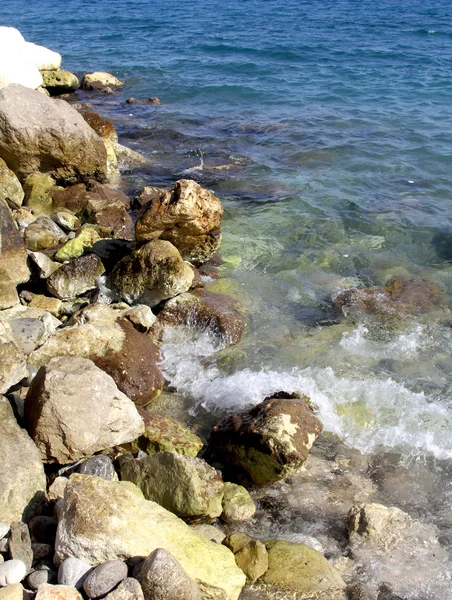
0 56 42 90
23 42 61 71
0 560 27 586
0 525 9 540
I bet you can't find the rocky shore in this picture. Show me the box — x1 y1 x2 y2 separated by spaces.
0 26 449 600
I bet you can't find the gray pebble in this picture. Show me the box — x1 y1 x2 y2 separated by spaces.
77 456 115 480
58 556 93 589
8 522 33 572
26 567 57 590
104 578 144 600
83 560 128 599
0 559 27 586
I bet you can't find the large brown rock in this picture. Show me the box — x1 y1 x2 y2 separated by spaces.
0 85 107 183
24 356 144 464
208 393 323 486
158 288 245 346
108 240 194 307
135 180 224 265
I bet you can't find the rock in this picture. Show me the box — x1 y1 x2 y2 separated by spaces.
31 542 52 562
83 560 128 599
0 201 30 287
0 158 24 209
133 548 201 600
0 560 27 586
58 557 93 590
41 70 79 95
0 85 107 183
87 239 132 273
8 313 60 355
24 356 144 463
24 41 61 71
54 227 101 262
222 533 252 555
23 173 59 216
46 254 105 300
52 182 130 217
24 217 66 251
121 305 157 333
0 525 9 539
8 522 33 571
55 475 245 600
82 73 124 92
28 516 57 546
221 484 255 523
0 275 19 311
233 540 268 584
26 567 56 589
131 412 203 457
48 477 68 501
208 393 323 486
262 540 346 598
135 180 223 265
158 288 245 346
347 503 413 548
28 253 61 279
108 240 194 307
35 584 83 600
103 578 143 600
13 208 36 231
121 451 224 519
81 112 118 144
0 322 28 393
0 584 28 600
190 525 225 545
0 28 43 90
84 197 134 240
126 98 160 105
77 456 116 480
50 212 81 232
0 396 45 525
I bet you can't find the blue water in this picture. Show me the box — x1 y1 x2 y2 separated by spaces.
3 1 452 595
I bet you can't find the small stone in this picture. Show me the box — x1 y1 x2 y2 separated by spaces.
8 523 32 572
221 483 256 522
77 456 115 481
0 583 28 600
0 560 27 586
103 578 143 600
234 540 268 584
35 584 83 600
28 516 57 545
26 568 56 590
31 543 52 562
58 557 93 590
48 477 68 501
83 560 128 599
222 532 252 554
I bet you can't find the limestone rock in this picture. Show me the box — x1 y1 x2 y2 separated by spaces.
0 85 107 183
83 560 128 599
0 158 24 209
108 240 194 307
103 578 143 600
8 523 32 572
24 217 66 251
120 452 224 519
46 254 105 300
159 288 245 346
0 322 28 394
52 181 130 217
24 42 61 71
28 252 61 279
24 356 144 463
190 525 225 545
41 70 79 95
35 584 83 600
0 28 42 90
84 197 134 240
48 477 68 501
54 227 101 262
50 211 81 232
233 540 268 584
0 201 30 286
131 411 203 456
82 72 124 92
221 483 255 523
0 584 28 600
23 173 58 216
0 561 27 587
133 548 201 600
121 305 157 333
8 312 61 355
135 180 223 265
262 540 346 598
347 503 413 549
54 475 245 600
77 456 116 481
0 396 46 525
208 393 323 486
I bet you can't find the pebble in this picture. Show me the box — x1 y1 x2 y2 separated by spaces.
77 456 115 481
29 516 58 545
8 523 32 572
103 578 144 600
58 557 93 590
31 543 52 561
48 477 68 501
0 560 27 586
26 567 57 590
83 560 128 599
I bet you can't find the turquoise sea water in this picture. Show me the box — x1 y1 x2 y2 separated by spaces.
2 0 452 595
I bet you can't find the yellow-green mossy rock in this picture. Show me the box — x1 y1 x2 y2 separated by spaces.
41 70 79 95
262 540 346 599
54 226 101 262
132 411 203 457
0 157 24 209
221 483 255 522
23 172 60 215
55 475 246 600
234 540 268 584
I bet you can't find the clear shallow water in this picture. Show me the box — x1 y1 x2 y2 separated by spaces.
3 0 452 596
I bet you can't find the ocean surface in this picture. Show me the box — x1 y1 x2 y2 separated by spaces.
2 0 452 596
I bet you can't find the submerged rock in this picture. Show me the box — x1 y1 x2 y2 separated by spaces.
54 475 246 600
136 180 223 265
208 392 323 486
24 356 144 463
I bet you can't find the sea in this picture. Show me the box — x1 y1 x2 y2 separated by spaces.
2 0 452 596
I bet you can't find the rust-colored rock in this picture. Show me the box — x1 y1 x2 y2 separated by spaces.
81 112 118 144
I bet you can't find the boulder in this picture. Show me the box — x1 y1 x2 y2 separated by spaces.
133 548 201 600
208 393 323 486
81 72 124 92
0 158 24 209
135 180 224 265
221 483 255 523
24 356 144 463
0 85 107 183
81 112 118 144
55 475 245 600
131 411 203 456
232 540 268 584
158 288 245 346
0 396 46 525
103 579 143 600
28 252 61 279
120 452 224 519
50 211 81 232
23 173 59 216
23 42 61 71
7 310 60 355
0 322 28 394
0 201 30 287
27 294 62 316
0 31 43 90
84 198 133 240
262 540 346 598
46 254 105 300
24 217 66 251
108 240 194 307
52 181 130 217
41 70 79 95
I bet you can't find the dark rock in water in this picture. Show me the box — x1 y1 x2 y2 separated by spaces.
81 112 118 144
46 254 105 300
28 516 57 546
126 97 161 105
83 560 128 599
8 521 33 571
41 70 79 95
133 548 202 600
158 288 246 346
0 84 107 183
58 557 93 589
126 98 138 104
135 179 224 265
208 392 323 486
77 455 115 481
347 583 377 600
